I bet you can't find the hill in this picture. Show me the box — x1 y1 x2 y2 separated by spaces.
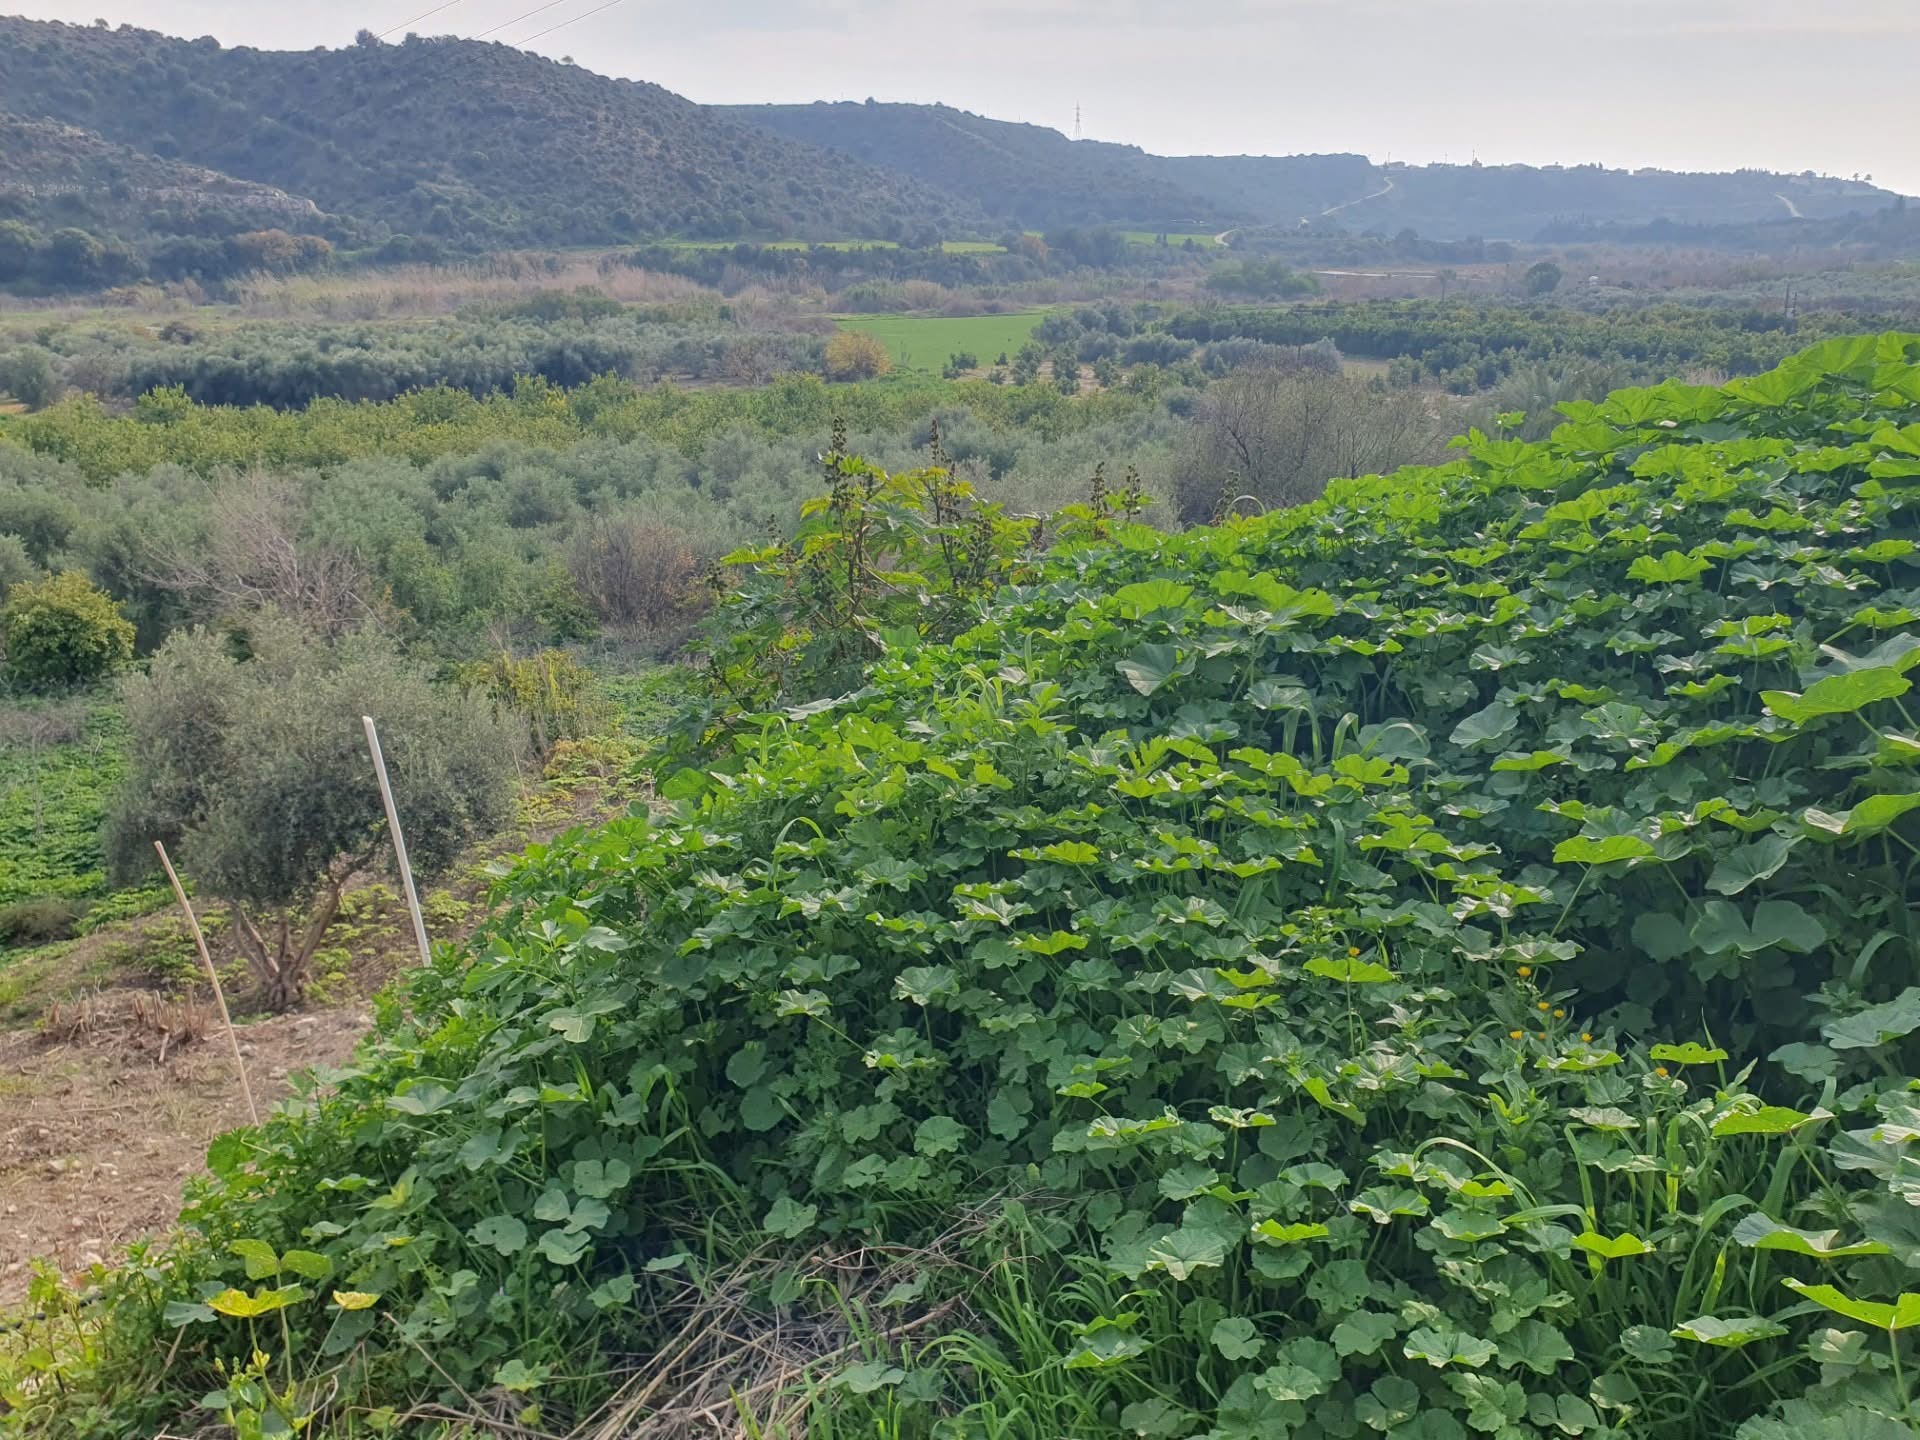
1363 159 1902 239
0 17 984 249
0 112 322 240
727 100 1908 241
719 100 1237 231
1152 152 1381 228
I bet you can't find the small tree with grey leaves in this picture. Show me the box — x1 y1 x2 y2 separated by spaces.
106 614 522 1010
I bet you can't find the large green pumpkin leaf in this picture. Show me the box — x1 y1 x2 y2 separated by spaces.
1732 1215 1889 1258
1403 1326 1497 1369
1762 666 1911 724
1803 790 1920 840
1570 1231 1653 1260
1116 644 1187 696
1706 833 1797 895
1671 1314 1788 1347
1450 701 1519 749
1822 988 1920 1050
1552 833 1655 865
1783 1280 1920 1331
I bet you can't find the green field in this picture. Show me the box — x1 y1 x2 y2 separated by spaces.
836 311 1048 370
0 698 126 909
1122 229 1223 248
660 238 899 252
660 238 1007 254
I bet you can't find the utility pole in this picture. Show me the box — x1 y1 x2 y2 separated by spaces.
1074 103 1083 142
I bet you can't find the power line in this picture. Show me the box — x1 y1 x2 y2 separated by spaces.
378 0 466 38
515 0 628 46
470 0 570 40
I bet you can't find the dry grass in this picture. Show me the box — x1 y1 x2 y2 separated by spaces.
42 991 213 1060
392 1206 1003 1440
229 254 717 320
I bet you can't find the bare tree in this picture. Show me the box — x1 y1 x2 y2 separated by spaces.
144 471 379 635
1178 367 1448 522
568 515 699 629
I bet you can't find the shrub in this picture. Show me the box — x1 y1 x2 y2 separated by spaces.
691 433 1046 723
531 566 599 642
823 329 893 382
455 648 612 761
1176 367 1444 521
1203 258 1322 298
0 896 85 946
0 533 37 592
104 616 520 1010
0 570 135 689
567 516 700 630
0 346 59 410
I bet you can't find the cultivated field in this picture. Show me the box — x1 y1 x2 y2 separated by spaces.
836 310 1049 369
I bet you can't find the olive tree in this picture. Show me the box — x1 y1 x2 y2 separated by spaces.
106 615 523 1010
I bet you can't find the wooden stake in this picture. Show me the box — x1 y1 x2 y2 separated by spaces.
362 714 433 968
154 841 259 1127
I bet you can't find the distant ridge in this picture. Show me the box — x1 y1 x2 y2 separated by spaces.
726 99 1906 240
0 16 985 248
0 14 1906 253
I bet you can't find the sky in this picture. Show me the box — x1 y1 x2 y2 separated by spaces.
10 0 1917 196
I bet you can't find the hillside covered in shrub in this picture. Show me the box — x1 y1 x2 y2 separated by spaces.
13 336 1920 1440
0 17 983 252
0 112 322 248
726 100 1904 240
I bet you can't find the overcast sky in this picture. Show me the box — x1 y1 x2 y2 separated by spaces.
11 0 1917 195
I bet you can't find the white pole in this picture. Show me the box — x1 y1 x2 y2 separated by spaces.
362 715 433 968
154 841 259 1127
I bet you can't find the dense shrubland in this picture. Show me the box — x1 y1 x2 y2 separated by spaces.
0 18 984 251
11 335 1920 1439
1165 298 1920 392
0 375 1194 659
0 218 336 294
2 302 826 409
9 281 1898 433
618 232 1210 294
0 368 1160 483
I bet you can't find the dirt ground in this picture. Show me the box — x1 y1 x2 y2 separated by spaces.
0 1000 368 1306
0 740 638 1309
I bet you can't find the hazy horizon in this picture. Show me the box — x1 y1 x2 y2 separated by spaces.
6 0 1916 197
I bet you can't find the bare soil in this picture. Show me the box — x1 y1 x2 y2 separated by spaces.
0 1002 367 1306
0 741 637 1308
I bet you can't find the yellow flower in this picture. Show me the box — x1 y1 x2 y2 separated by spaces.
1517 965 1533 978
1581 1032 1593 1043
1655 1066 1670 1078
1553 1008 1566 1019
1537 1001 1551 1012
1509 1029 1524 1040
1348 946 1361 957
